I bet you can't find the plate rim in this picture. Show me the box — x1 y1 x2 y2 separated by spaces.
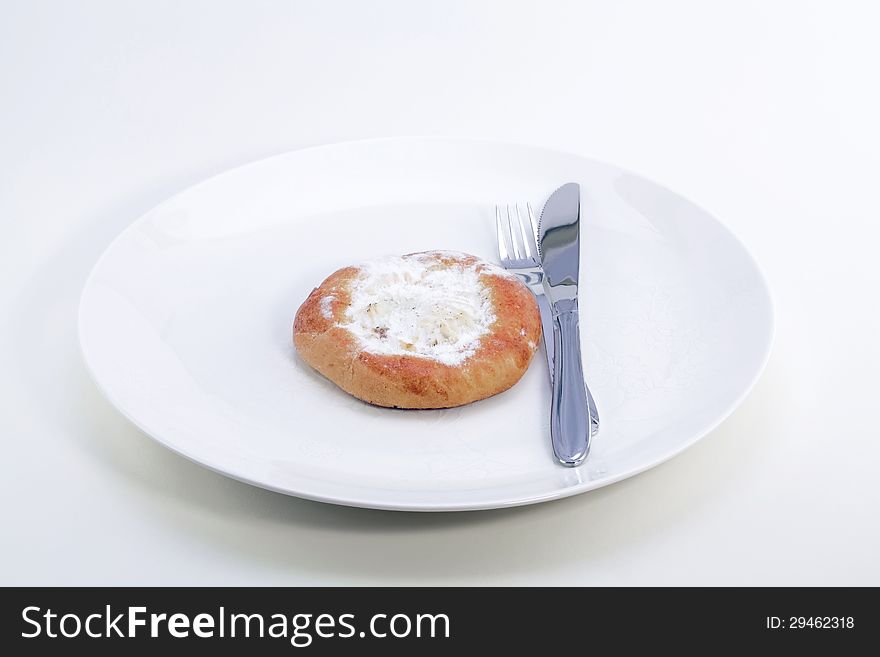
78 136 776 512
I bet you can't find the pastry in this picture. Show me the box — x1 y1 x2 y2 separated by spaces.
293 251 541 408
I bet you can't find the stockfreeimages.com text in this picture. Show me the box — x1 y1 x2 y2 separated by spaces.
21 606 450 647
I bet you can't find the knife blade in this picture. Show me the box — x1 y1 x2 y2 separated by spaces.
538 183 597 466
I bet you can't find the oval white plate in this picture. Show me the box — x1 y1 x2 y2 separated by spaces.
79 138 773 511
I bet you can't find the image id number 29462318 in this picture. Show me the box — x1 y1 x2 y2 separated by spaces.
766 617 855 630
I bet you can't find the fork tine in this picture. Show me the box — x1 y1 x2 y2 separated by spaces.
495 205 510 261
506 205 521 259
515 204 532 258
526 203 540 256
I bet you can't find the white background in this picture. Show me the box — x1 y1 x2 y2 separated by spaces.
2 0 878 585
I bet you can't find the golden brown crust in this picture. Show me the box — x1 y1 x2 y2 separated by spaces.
293 252 541 409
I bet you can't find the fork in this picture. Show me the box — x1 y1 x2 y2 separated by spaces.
496 203 600 440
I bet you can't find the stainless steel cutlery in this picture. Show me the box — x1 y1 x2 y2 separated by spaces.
496 184 599 466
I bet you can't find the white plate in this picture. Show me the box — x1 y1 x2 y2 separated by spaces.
79 138 773 511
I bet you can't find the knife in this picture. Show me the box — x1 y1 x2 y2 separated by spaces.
538 183 597 466
536 281 599 437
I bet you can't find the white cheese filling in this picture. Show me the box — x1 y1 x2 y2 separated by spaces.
339 252 497 366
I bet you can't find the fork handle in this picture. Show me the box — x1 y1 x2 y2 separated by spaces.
550 299 591 467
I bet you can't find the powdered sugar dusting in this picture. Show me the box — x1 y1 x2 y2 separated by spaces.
319 295 336 319
340 252 497 366
419 250 518 281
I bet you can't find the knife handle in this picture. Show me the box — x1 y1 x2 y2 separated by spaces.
550 299 591 467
